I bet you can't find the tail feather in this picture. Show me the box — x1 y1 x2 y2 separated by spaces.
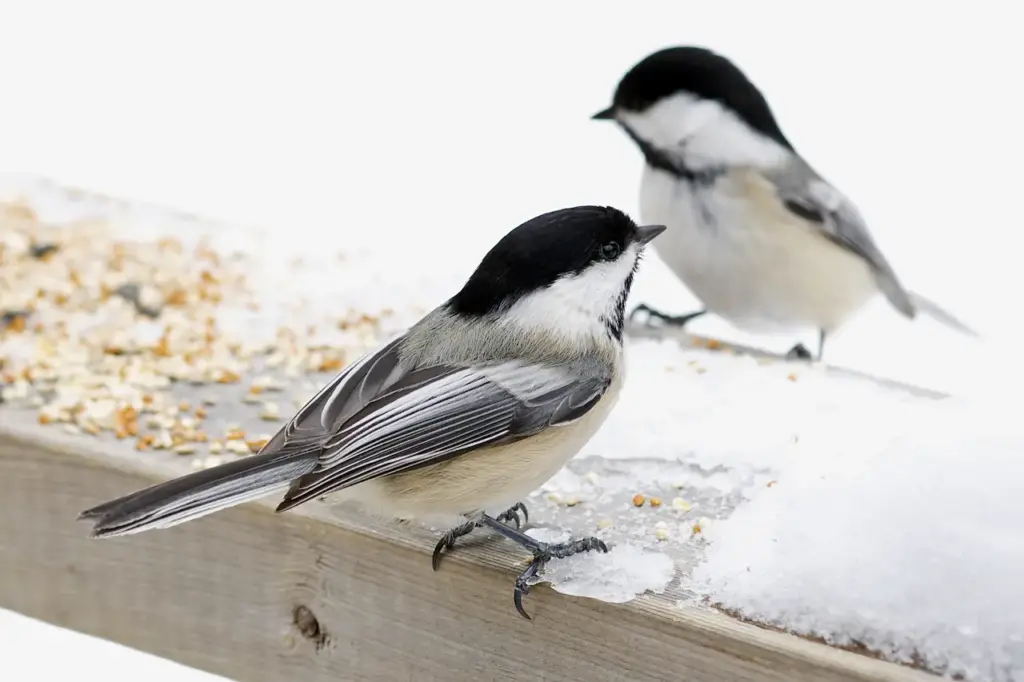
908 290 979 338
80 451 319 538
875 272 917 321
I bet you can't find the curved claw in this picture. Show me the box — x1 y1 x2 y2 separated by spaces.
432 521 477 571
513 560 542 620
496 502 529 530
431 536 451 572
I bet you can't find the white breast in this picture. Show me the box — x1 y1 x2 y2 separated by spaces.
639 167 878 334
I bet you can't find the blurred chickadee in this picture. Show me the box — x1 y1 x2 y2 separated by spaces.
593 46 975 361
79 206 665 619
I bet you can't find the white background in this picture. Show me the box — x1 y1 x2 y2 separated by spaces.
1 1 1020 679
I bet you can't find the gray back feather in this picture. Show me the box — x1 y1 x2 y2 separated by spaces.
767 159 917 319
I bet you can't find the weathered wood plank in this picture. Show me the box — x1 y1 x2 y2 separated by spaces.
1 408 938 682
0 176 945 681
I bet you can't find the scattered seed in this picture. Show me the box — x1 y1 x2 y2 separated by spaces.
259 402 280 421
632 493 646 507
654 520 669 541
649 496 662 508
0 194 391 467
672 497 692 511
225 439 249 455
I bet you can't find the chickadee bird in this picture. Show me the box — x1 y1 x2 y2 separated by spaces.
79 205 666 619
593 46 975 361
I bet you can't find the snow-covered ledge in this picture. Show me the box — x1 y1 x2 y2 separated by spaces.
3 179 1016 682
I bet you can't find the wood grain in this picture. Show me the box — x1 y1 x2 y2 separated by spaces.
0 415 939 682
0 175 948 680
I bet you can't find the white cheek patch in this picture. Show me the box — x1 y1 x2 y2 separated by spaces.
501 245 640 342
619 93 788 170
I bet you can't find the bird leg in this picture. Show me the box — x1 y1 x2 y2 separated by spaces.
431 502 529 571
629 304 707 328
478 515 610 620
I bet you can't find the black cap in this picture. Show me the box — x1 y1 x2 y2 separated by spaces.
594 46 792 150
449 206 661 318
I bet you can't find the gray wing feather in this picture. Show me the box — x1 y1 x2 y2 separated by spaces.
253 334 411 464
276 358 610 511
767 161 917 319
79 334 610 536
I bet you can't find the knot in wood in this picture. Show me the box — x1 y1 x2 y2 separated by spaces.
292 604 321 641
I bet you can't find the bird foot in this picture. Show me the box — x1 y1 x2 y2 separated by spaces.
513 536 609 620
494 501 528 529
786 343 813 361
628 304 707 328
431 502 529 571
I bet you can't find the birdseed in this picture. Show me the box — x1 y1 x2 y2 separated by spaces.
0 194 391 467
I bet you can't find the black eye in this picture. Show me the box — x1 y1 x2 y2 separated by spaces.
599 241 621 261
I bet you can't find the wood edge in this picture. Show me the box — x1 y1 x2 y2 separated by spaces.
0 422 938 682
624 324 949 400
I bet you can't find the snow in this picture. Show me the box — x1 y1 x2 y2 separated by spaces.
3 2 1024 681
525 527 677 604
688 395 1024 682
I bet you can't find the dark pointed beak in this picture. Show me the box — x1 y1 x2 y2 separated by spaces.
591 106 616 121
636 224 667 245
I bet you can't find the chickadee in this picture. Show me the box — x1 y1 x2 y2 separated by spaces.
79 205 666 619
593 46 975 361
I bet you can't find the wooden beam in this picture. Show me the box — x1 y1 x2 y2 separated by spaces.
0 177 946 681
1 403 939 682
625 324 948 400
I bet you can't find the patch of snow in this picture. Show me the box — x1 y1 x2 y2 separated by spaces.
687 394 1024 682
586 336 925 475
526 527 677 605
